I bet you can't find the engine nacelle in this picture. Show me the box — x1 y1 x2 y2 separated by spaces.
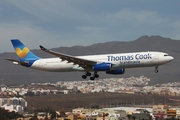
106 68 125 75
93 63 111 71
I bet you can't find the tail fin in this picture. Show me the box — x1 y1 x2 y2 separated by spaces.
11 39 40 62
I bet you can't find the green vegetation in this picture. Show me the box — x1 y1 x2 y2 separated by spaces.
0 108 23 119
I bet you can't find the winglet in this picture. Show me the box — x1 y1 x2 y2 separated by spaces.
39 45 47 51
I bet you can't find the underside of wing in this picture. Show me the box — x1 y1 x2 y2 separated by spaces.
39 45 97 69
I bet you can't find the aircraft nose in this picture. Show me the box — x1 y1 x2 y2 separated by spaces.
168 56 174 62
171 56 174 60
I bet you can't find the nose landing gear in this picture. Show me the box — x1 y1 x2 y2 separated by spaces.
154 66 158 73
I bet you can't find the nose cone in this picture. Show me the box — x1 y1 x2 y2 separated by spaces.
157 53 174 65
169 56 174 61
165 56 174 63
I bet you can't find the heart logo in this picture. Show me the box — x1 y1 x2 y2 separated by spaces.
15 47 29 58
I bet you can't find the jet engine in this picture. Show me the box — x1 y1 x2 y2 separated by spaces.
106 68 125 74
93 63 112 71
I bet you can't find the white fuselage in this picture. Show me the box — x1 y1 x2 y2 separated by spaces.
30 51 174 72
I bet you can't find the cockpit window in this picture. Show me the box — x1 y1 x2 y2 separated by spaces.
164 54 169 56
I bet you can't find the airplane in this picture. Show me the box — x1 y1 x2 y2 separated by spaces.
6 39 174 80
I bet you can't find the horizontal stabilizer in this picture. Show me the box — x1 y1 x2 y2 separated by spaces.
5 59 20 64
5 59 29 66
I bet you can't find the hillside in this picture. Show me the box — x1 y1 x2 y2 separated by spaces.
0 35 179 85
25 93 180 112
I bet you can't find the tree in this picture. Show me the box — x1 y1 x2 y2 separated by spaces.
50 111 57 120
29 113 38 120
0 108 22 119
127 114 131 120
60 111 66 117
132 115 136 120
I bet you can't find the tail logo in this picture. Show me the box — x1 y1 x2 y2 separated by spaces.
15 47 29 58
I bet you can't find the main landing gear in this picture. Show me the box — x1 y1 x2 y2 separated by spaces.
82 72 91 79
154 66 158 73
82 71 99 80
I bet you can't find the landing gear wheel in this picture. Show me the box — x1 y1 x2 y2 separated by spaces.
82 75 87 79
90 77 95 80
94 74 99 78
82 72 91 79
86 72 91 76
155 69 158 73
90 72 99 80
154 66 158 73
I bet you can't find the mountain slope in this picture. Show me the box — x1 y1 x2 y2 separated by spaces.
0 36 179 85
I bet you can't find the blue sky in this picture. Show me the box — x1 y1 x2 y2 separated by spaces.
1 0 180 52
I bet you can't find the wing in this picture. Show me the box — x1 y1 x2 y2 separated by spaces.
39 45 97 69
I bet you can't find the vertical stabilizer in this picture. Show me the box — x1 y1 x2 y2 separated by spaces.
11 39 40 64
